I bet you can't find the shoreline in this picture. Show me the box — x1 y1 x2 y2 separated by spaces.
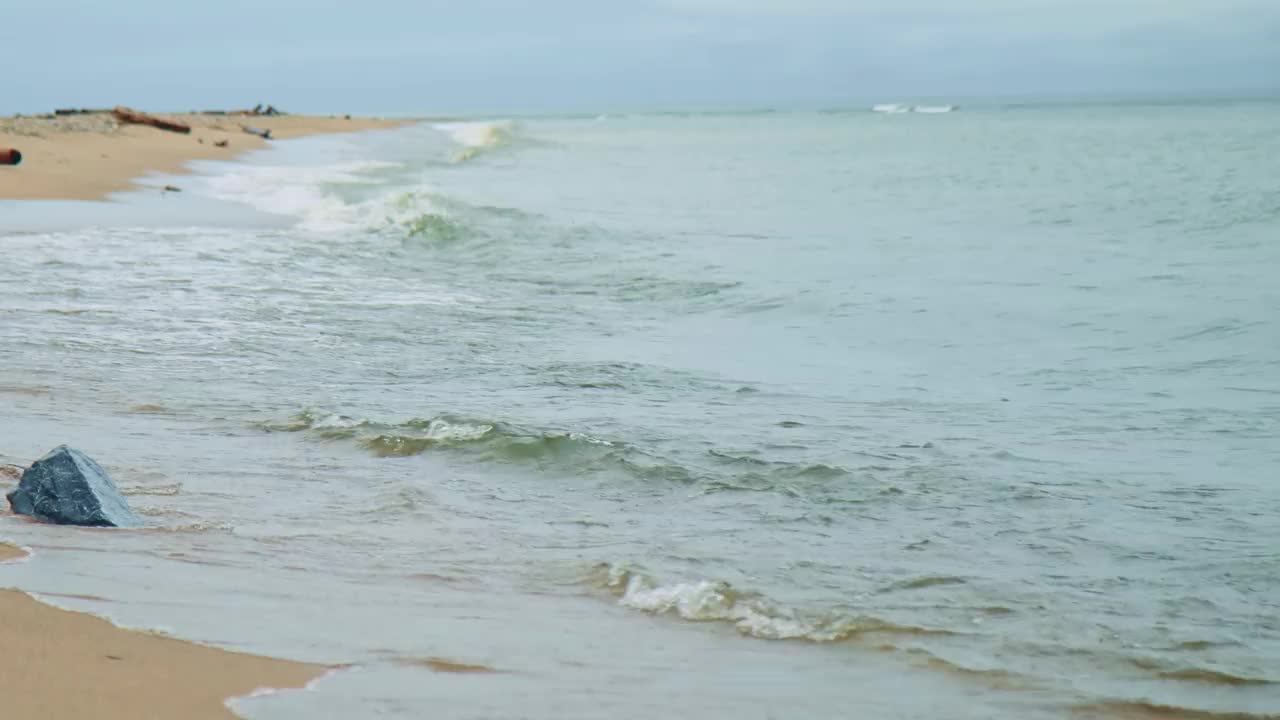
0 110 412 201
1 534 325 718
0 587 327 719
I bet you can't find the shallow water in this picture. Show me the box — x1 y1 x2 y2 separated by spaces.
2 101 1279 718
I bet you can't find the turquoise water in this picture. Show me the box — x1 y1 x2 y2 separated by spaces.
1 101 1278 718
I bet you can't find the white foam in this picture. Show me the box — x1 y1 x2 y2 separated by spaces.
199 161 398 232
416 418 494 442
310 413 368 430
614 570 816 639
433 120 514 149
607 565 887 642
225 663 362 714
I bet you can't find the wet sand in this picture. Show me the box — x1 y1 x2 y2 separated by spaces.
0 541 27 562
0 111 409 201
0 584 326 719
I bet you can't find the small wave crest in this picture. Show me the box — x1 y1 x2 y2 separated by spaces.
586 563 955 643
264 409 851 496
1127 658 1276 687
264 410 619 464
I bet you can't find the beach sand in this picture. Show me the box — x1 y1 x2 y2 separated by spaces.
0 484 325 718
0 583 326 719
0 111 409 201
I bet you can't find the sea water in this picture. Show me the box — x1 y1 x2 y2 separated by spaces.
1 101 1278 719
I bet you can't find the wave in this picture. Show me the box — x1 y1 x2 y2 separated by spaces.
901 649 1027 687
402 212 469 244
1127 658 1275 687
264 409 853 494
586 563 956 643
119 483 182 496
1156 668 1276 687
200 160 401 231
1072 700 1279 720
433 120 518 163
871 104 957 114
263 410 616 463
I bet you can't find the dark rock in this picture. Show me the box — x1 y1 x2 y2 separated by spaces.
6 446 141 527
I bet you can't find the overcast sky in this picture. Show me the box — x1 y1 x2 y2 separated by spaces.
5 1 1278 114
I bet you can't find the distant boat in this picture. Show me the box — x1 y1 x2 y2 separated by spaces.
872 104 911 114
912 105 957 114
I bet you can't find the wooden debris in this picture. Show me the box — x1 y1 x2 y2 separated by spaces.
111 106 191 134
162 185 181 192
213 140 229 148
241 125 271 140
227 104 284 117
0 148 21 166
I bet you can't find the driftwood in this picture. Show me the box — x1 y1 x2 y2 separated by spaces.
112 106 191 134
0 148 21 166
241 125 272 140
214 140 229 148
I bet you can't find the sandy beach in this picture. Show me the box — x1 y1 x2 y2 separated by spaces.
0 586 325 719
2 529 324 719
0 110 408 201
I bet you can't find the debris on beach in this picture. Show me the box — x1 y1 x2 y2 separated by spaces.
112 106 192 134
6 446 142 528
0 148 21 166
209 104 284 117
214 139 229 148
54 108 110 116
0 113 119 137
163 185 181 192
241 125 272 140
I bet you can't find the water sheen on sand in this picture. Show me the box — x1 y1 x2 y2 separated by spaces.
2 101 1279 719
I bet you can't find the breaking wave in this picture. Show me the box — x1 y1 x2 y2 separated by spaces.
200 160 401 231
586 563 956 643
434 120 519 163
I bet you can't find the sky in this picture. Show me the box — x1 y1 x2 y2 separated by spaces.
4 0 1278 114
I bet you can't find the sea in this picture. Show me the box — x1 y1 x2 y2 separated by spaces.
1 100 1278 719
